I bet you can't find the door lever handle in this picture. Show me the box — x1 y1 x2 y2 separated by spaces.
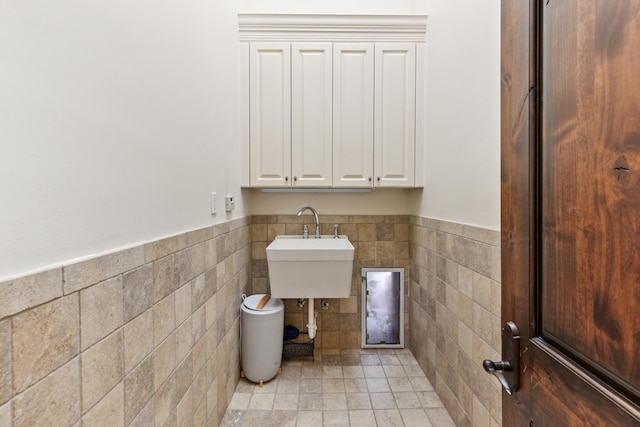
483 359 515 394
483 359 512 372
482 321 520 395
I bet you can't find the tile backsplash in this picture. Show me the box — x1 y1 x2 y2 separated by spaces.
250 215 411 357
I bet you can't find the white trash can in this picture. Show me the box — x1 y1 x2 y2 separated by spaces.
240 294 284 385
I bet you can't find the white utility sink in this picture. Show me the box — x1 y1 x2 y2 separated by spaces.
266 235 355 298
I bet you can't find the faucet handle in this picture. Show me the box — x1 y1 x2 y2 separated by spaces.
303 224 309 239
334 224 339 238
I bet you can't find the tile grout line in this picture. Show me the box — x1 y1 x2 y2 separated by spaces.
221 349 455 426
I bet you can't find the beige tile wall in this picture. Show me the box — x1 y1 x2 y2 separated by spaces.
0 217 250 427
409 216 502 427
1 214 502 426
251 215 411 357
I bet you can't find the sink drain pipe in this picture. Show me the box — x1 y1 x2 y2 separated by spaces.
307 298 318 339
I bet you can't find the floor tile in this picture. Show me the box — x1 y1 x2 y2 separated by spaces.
344 378 368 393
346 393 372 410
301 378 323 393
348 409 376 426
383 365 407 378
400 408 433 427
302 366 323 378
409 376 434 392
370 393 397 410
222 349 457 427
219 409 243 427
362 365 385 378
418 391 445 408
394 391 422 409
340 354 362 366
238 410 270 427
374 408 404 426
271 410 297 427
366 378 390 393
248 393 274 410
297 410 322 427
253 379 278 393
227 392 251 410
388 377 413 392
342 365 364 378
323 378 345 393
397 353 418 365
403 365 426 377
273 393 299 410
277 378 300 393
360 354 381 365
379 354 401 365
323 410 350 425
323 393 347 410
299 394 323 410
425 408 457 427
323 366 344 378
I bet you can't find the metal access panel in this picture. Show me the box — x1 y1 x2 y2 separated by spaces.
361 268 404 348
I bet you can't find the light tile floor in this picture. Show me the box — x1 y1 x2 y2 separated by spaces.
221 349 456 427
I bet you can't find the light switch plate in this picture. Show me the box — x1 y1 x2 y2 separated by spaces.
225 195 235 212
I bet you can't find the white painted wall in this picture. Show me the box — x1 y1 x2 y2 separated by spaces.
249 189 414 216
0 0 245 279
0 0 501 279
237 0 426 14
413 0 501 230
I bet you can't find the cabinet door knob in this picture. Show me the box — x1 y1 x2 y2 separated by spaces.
368 177 372 182
294 176 297 182
377 176 381 182
285 176 289 182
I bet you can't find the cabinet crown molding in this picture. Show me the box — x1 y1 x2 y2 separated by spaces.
238 13 427 42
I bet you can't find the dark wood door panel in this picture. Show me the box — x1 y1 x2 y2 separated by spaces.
500 0 537 424
501 0 640 425
541 0 640 395
530 339 640 426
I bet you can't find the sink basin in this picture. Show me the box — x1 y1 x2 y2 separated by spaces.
266 235 355 298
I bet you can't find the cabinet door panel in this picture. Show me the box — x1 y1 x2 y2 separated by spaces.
249 43 291 187
292 43 333 187
333 44 375 188
374 43 416 187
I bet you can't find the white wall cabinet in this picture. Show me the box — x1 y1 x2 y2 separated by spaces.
292 43 333 187
248 42 333 187
239 14 426 189
333 43 374 188
374 43 416 187
248 43 291 187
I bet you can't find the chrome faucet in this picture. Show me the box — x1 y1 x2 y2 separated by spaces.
296 206 320 239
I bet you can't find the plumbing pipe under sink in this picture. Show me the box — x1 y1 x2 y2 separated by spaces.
307 298 318 339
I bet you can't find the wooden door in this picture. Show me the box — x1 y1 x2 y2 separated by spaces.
501 1 640 425
291 43 333 187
